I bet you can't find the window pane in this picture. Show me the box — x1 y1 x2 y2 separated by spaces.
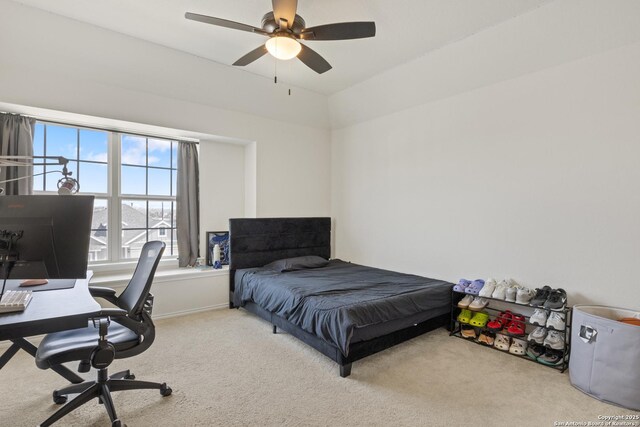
148 168 170 196
122 200 147 259
148 138 171 168
89 230 109 262
78 161 108 194
171 170 176 197
121 200 147 229
90 199 109 262
148 201 171 224
121 165 146 195
79 129 108 162
34 123 44 157
33 165 44 192
45 161 77 192
46 125 78 160
121 135 146 166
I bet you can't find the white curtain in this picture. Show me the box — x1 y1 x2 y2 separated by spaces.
0 114 35 195
176 141 200 267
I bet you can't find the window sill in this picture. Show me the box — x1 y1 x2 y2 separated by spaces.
90 265 229 288
89 257 180 274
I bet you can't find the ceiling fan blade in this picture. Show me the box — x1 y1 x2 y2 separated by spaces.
272 0 298 28
233 45 269 66
297 44 332 74
300 22 376 40
185 12 269 35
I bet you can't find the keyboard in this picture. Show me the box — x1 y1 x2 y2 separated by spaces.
0 290 33 313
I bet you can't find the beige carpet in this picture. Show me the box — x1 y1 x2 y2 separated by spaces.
1 309 637 426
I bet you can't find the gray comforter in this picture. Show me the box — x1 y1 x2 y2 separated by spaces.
233 260 452 356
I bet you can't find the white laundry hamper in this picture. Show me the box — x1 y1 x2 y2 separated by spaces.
570 305 640 411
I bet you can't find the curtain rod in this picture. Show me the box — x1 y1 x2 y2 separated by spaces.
0 111 200 143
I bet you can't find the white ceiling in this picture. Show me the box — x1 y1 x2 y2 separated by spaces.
12 0 553 95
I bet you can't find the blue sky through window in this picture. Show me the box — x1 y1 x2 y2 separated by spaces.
121 134 177 197
121 165 146 194
47 125 77 160
80 129 108 162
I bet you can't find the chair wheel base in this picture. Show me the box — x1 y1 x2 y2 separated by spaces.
124 373 135 380
160 383 172 397
52 392 67 405
112 419 126 427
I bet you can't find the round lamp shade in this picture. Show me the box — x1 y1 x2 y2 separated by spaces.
265 36 301 60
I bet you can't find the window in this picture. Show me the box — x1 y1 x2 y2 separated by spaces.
33 122 179 263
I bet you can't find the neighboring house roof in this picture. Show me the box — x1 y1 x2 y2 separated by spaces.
123 219 172 246
89 203 174 251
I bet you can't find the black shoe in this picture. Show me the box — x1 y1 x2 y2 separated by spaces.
537 348 564 366
526 343 546 360
543 288 567 311
530 286 551 307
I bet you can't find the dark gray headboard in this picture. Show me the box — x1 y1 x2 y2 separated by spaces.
228 217 331 295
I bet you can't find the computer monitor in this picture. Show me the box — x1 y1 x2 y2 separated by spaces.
0 195 94 280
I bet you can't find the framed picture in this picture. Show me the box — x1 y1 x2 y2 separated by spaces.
206 231 229 266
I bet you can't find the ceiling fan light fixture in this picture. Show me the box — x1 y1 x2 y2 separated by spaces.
265 35 301 60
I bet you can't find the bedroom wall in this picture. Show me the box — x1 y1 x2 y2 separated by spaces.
331 40 640 308
0 1 331 316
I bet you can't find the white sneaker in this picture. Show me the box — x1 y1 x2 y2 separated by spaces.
515 287 536 305
546 311 566 331
479 278 497 298
529 309 548 327
457 294 474 308
505 280 522 303
468 297 489 311
543 330 565 350
528 326 547 344
492 281 508 300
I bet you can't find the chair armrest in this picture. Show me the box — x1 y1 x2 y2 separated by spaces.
90 308 147 336
89 286 119 305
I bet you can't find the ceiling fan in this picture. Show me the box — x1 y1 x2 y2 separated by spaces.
185 0 376 74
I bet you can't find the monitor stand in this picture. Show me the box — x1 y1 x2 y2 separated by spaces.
0 229 23 300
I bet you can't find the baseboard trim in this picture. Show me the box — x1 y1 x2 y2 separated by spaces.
0 304 229 351
152 303 228 320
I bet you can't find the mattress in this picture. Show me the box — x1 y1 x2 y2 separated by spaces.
233 259 452 356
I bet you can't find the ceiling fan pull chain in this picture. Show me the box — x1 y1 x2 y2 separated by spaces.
274 57 278 84
287 58 292 95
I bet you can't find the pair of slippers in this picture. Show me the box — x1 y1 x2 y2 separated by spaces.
454 279 485 295
486 310 526 336
457 309 490 327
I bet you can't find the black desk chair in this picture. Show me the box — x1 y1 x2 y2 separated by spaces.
35 241 171 427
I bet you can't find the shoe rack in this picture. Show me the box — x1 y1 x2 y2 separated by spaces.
449 289 572 372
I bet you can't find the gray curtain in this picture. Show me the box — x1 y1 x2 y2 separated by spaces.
0 114 35 195
176 141 200 267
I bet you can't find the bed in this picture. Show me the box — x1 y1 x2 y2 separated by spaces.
228 217 453 377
